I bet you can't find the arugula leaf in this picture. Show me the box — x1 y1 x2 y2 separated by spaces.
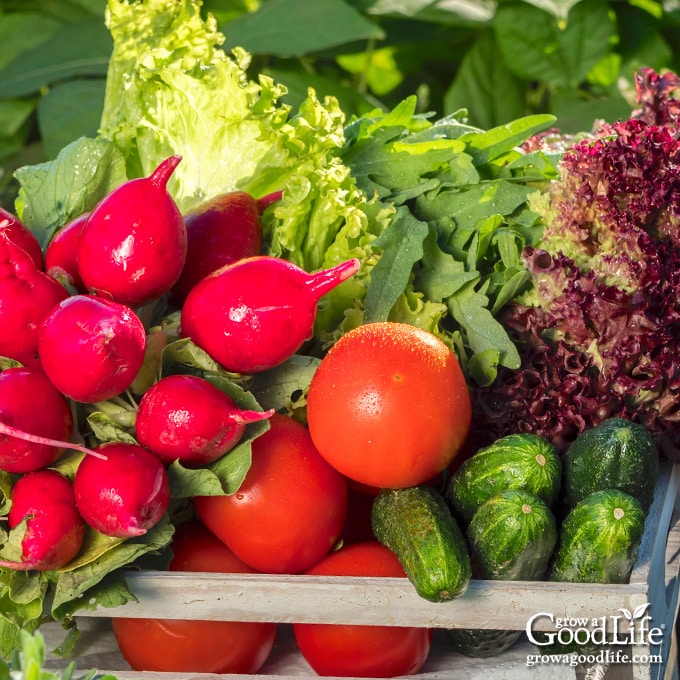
364 207 429 323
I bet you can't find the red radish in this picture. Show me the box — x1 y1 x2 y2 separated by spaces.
181 256 361 374
45 212 89 291
0 470 85 571
135 374 274 466
256 190 283 214
77 156 187 308
0 231 68 367
170 191 263 306
0 367 73 473
73 442 170 538
0 207 43 270
38 294 146 403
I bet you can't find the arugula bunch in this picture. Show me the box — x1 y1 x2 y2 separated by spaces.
339 100 560 385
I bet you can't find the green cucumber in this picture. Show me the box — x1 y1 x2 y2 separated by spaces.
447 628 522 658
446 433 561 523
466 489 557 580
447 490 557 658
563 417 659 511
536 489 646 655
371 485 471 603
550 489 646 584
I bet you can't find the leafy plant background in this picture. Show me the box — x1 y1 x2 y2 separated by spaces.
0 0 677 211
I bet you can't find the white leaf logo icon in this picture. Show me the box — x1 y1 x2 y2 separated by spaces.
618 608 633 621
633 603 651 619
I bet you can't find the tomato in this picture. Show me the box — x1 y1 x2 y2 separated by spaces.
111 522 277 674
306 321 471 489
292 541 432 677
194 413 348 574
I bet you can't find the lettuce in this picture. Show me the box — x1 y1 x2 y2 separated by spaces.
473 68 680 457
99 0 288 213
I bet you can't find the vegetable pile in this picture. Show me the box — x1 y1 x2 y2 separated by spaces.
0 0 678 676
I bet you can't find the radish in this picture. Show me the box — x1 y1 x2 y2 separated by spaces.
0 470 85 571
180 256 361 374
0 207 43 270
38 294 146 403
73 442 170 538
170 191 263 306
0 231 68 367
77 156 187 308
45 212 89 292
256 190 283 214
135 374 274 466
0 367 73 473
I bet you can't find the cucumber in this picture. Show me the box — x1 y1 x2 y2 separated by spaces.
550 489 646 584
563 417 659 511
446 433 561 523
447 490 557 658
466 490 557 580
371 485 471 603
536 489 646 655
447 628 522 658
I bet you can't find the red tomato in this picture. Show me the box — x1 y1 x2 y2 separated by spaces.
293 541 432 677
306 321 471 488
194 413 348 574
111 522 277 674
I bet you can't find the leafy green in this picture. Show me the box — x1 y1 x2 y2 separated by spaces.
15 137 127 249
222 0 385 56
99 0 288 213
341 98 559 384
0 628 118 680
0 516 174 660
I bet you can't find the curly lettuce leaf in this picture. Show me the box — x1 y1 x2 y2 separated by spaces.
100 0 288 212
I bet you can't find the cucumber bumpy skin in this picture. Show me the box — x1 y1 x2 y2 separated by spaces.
446 433 561 524
371 485 471 603
550 489 646 584
466 489 558 581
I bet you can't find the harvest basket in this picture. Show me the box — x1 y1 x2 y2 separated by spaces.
42 463 680 680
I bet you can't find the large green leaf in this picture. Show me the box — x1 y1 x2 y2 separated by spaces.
222 0 384 56
0 17 111 98
0 13 62 73
493 0 616 88
444 29 527 127
0 100 34 138
36 79 106 159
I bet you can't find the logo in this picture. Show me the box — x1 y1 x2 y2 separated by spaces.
525 603 665 668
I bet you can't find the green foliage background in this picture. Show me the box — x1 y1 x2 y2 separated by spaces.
0 0 677 211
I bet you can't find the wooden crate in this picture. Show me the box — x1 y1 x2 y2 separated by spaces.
61 463 680 680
